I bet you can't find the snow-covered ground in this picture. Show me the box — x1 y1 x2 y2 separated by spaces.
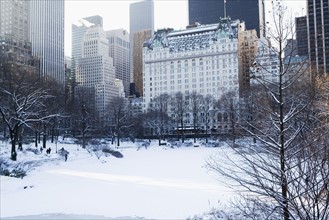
0 139 237 219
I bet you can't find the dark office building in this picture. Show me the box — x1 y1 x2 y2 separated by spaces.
284 39 298 58
296 16 308 57
188 0 265 37
307 0 329 75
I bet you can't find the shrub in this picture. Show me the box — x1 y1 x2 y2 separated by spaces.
0 158 27 179
102 148 123 158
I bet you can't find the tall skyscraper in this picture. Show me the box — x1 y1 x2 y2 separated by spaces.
106 29 130 97
75 25 118 117
0 0 29 41
0 0 39 80
307 0 329 75
238 28 258 95
29 0 65 86
284 39 298 58
296 16 308 57
133 29 152 97
71 15 103 96
129 0 154 96
188 0 265 38
72 16 103 69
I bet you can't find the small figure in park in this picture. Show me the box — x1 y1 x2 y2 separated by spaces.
46 148 51 154
60 147 68 161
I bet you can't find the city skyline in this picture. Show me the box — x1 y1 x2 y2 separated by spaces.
65 0 188 56
65 0 306 57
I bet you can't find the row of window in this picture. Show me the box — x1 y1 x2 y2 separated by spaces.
146 43 238 60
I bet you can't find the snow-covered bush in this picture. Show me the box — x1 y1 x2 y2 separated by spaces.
86 140 108 159
204 141 220 148
0 158 28 178
182 141 193 147
102 148 123 158
25 147 40 155
136 141 150 150
167 141 182 148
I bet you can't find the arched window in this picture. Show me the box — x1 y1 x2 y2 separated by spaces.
185 60 188 68
218 113 222 122
178 60 181 68
223 113 228 122
199 58 203 66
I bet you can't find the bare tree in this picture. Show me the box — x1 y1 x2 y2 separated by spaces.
171 92 188 143
73 87 98 148
107 96 131 147
200 94 215 143
208 1 329 219
144 93 173 145
217 91 240 145
189 91 203 143
0 68 57 160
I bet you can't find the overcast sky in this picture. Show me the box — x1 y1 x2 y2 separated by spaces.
64 0 306 56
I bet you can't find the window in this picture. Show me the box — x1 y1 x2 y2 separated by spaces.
199 58 203 66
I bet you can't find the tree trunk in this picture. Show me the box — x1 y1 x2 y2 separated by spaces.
205 128 208 143
43 125 47 149
35 130 38 147
117 131 120 147
3 124 7 141
10 129 17 161
51 125 55 143
181 120 184 143
278 37 289 220
193 123 197 143
43 133 47 149
11 139 17 161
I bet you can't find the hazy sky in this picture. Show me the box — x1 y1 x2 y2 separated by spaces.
64 0 306 56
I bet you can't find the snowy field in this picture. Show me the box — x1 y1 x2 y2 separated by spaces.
0 139 237 219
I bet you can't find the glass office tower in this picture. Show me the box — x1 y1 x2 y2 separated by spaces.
307 0 329 75
188 0 265 38
29 0 65 86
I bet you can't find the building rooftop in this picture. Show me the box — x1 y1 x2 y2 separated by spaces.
145 17 241 53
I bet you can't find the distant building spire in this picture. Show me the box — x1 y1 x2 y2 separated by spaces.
224 0 227 18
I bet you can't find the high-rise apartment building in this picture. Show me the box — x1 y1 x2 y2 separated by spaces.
238 28 258 95
72 16 103 69
29 0 65 86
188 0 265 38
106 29 130 97
307 0 329 75
251 38 280 84
71 15 103 96
133 29 152 97
0 0 39 81
75 26 118 117
296 16 308 57
0 0 29 41
284 39 298 58
129 0 154 96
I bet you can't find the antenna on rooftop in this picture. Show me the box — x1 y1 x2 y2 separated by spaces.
224 0 227 18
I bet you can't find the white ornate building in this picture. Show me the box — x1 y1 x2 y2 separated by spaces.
143 17 242 108
143 17 243 133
